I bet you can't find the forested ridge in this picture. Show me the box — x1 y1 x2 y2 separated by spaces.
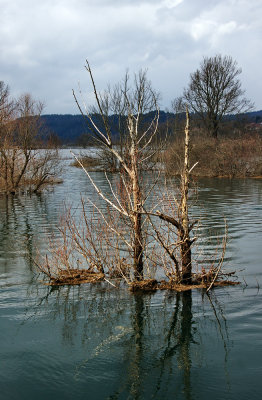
41 110 262 145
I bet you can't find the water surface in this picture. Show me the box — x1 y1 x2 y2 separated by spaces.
0 151 261 399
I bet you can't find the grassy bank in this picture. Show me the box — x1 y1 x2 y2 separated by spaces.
165 134 262 178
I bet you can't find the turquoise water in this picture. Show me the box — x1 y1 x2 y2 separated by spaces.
0 152 262 399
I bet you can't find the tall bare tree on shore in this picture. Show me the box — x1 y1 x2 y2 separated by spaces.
183 55 253 138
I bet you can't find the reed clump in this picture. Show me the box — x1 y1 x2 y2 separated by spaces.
71 155 101 169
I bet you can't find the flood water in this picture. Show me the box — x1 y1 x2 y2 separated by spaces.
0 150 262 399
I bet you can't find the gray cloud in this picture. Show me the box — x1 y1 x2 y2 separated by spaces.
0 0 261 113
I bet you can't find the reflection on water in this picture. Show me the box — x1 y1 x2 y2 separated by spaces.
1 281 233 400
0 151 262 399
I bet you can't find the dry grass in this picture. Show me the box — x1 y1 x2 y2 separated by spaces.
158 279 240 291
71 155 101 169
43 271 240 291
129 279 158 292
165 133 262 178
43 268 104 286
129 278 240 292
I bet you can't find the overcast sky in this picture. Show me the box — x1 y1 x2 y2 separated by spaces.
1 0 261 114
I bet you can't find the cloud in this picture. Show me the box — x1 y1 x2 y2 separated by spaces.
161 0 184 8
0 0 261 113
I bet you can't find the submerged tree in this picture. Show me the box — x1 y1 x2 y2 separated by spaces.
183 55 253 138
73 62 160 281
37 64 233 290
0 89 60 193
145 108 197 285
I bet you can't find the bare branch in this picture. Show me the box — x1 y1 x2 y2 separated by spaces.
71 151 128 216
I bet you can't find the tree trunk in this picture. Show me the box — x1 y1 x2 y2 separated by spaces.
14 152 30 190
129 115 143 281
212 118 219 139
180 108 192 284
133 207 143 280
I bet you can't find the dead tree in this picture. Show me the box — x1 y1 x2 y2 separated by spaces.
73 62 159 281
147 107 196 284
179 107 193 283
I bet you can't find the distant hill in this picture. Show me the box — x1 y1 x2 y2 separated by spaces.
41 110 262 145
41 114 88 144
41 111 173 145
244 110 262 123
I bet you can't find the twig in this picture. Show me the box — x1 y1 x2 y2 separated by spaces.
104 278 117 288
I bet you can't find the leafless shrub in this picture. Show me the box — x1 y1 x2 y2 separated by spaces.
35 199 136 285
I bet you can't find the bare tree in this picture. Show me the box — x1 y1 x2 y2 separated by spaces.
11 93 44 190
145 108 197 284
37 101 231 289
0 81 14 125
170 96 187 144
171 96 186 117
73 61 160 281
0 83 16 191
0 91 60 193
183 55 253 138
